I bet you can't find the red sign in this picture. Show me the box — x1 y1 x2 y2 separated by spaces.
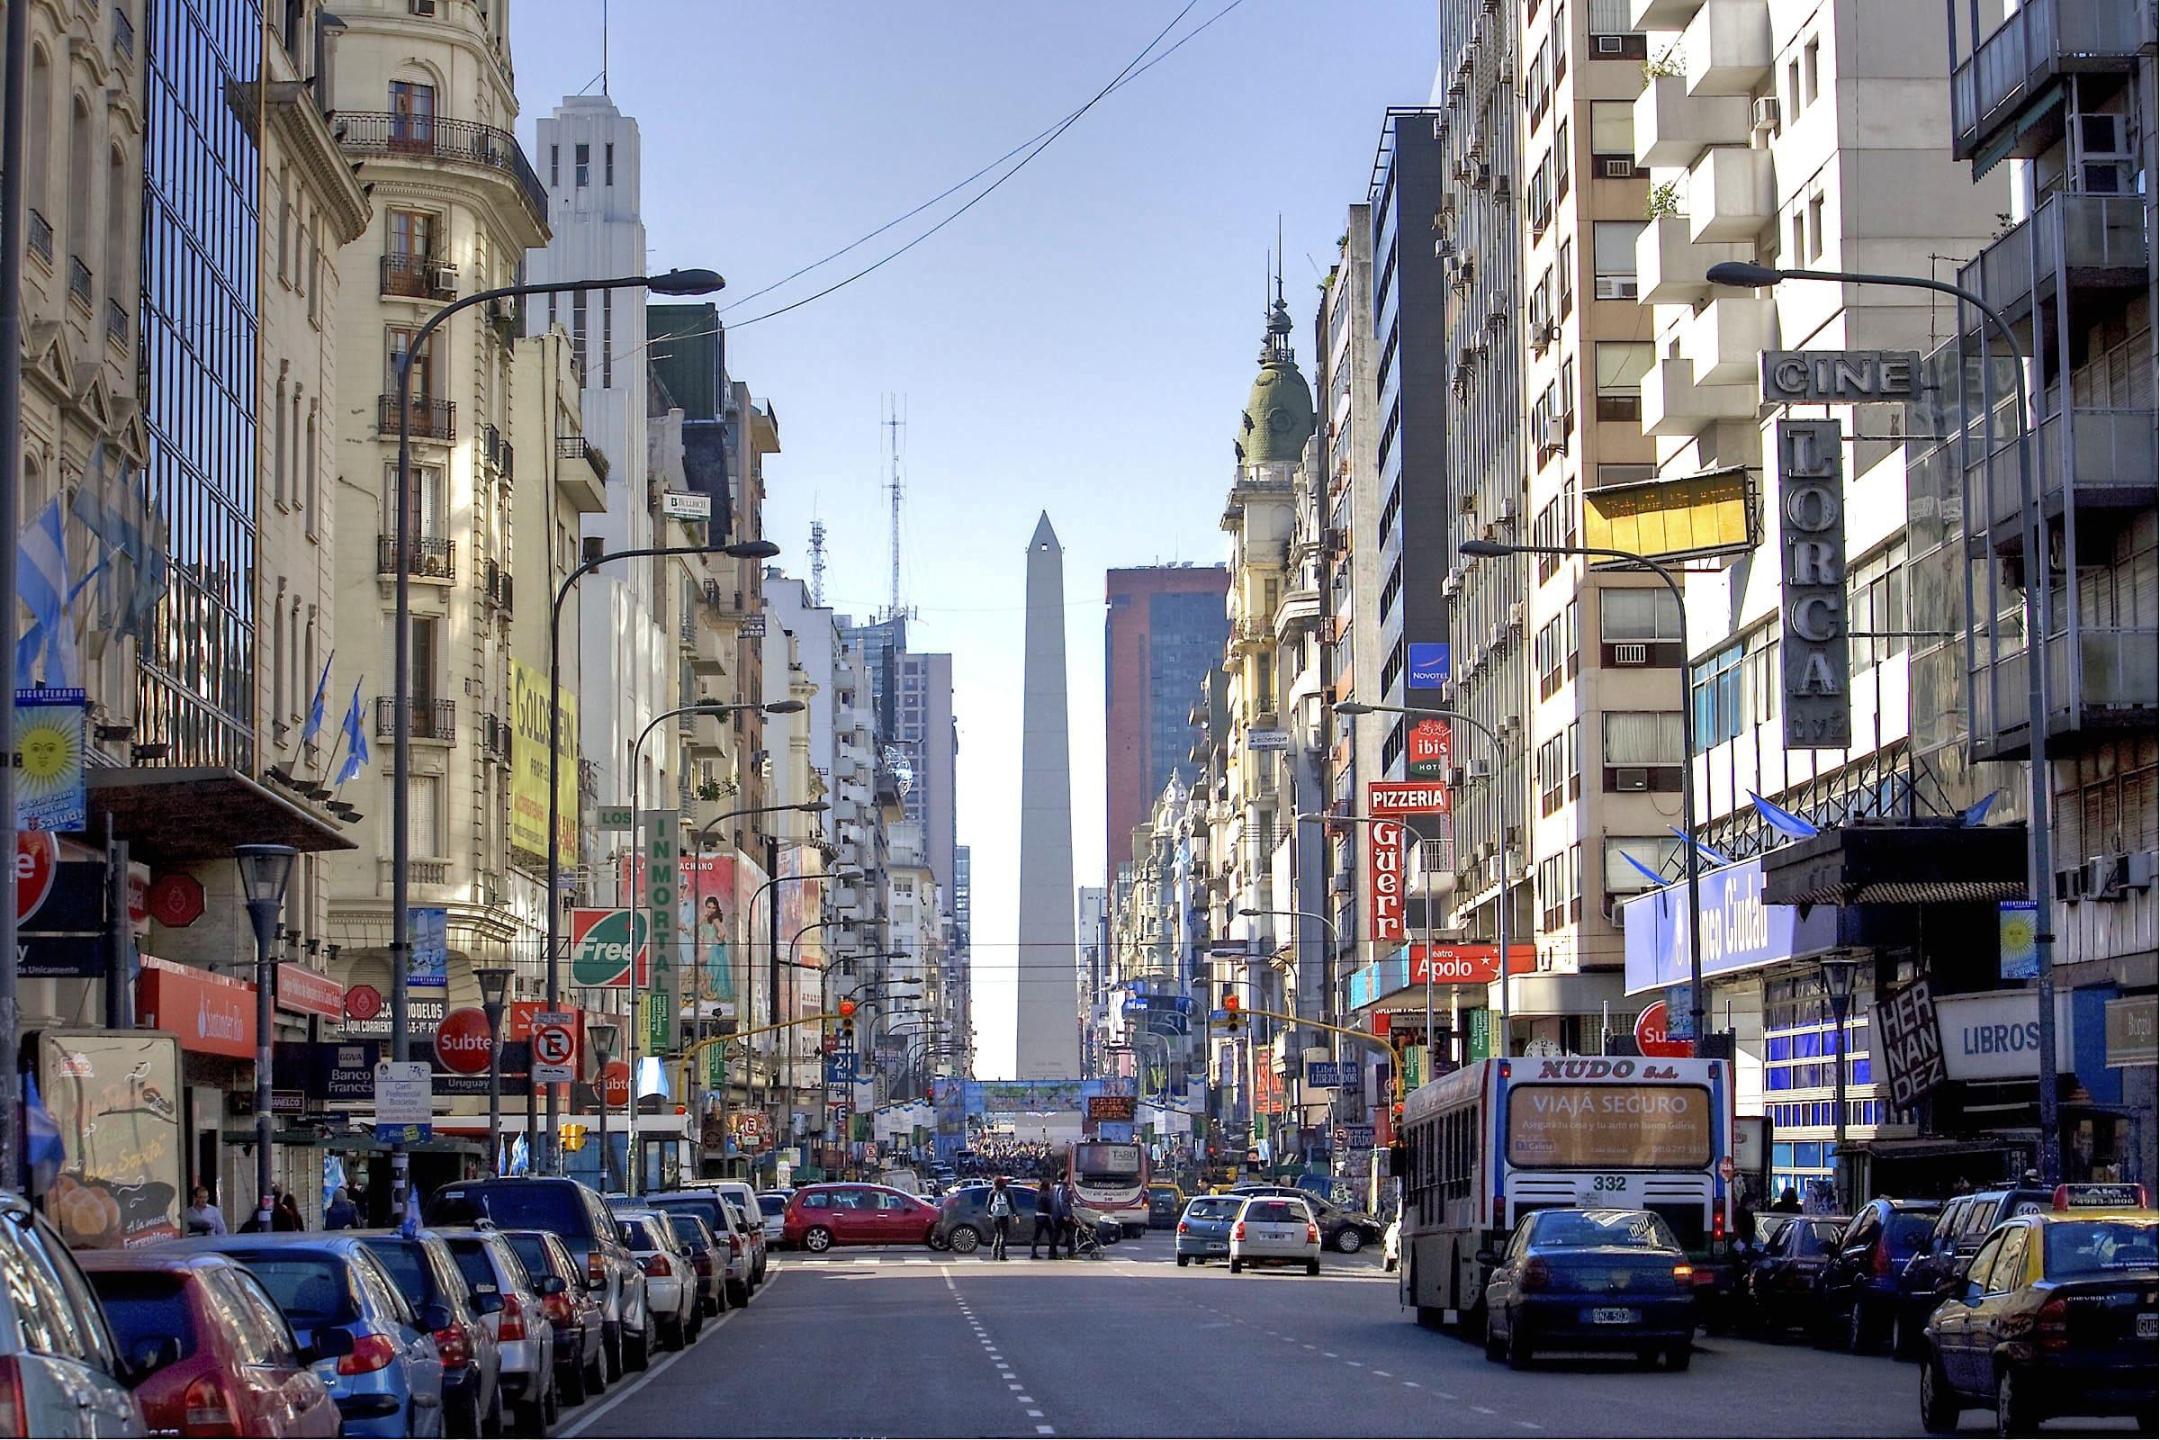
435 1007 495 1075
275 963 345 1019
1368 818 1406 943
1408 944 1538 986
1406 718 1453 778
137 957 257 1060
146 873 206 929
345 984 384 1023
1368 780 1452 818
1634 1001 1694 1059
599 1060 631 1108
15 830 57 922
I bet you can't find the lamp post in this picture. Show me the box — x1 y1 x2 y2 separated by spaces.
475 965 512 1175
1705 258 2058 1186
741 863 858 1150
585 1019 620 1193
387 267 724 1215
540 531 781 1174
1237 906 1341 1157
236 844 298 1232
1817 951 1861 1213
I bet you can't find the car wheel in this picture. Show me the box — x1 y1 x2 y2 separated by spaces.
803 1226 834 1253
1483 1315 1506 1362
1306 1259 1321 1276
1994 1367 2037 1438
1506 1319 1533 1370
1334 1228 1363 1254
1176 1254 1189 1267
585 1335 608 1396
660 1313 685 1352
602 1323 623 1383
625 1315 652 1372
1665 1344 1692 1371
514 1391 548 1437
560 1349 588 1408
949 1226 981 1255
1847 1298 1882 1355
543 1380 561 1428
1918 1354 1961 1436
1635 1348 1662 1370
727 1279 750 1307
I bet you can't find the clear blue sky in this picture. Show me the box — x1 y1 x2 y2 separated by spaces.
514 1 1435 1076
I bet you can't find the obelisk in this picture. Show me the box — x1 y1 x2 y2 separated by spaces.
1015 513 1081 1078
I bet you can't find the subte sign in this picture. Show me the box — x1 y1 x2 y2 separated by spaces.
1633 1001 1694 1059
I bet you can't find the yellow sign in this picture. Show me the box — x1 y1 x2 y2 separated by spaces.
1583 466 1759 563
511 659 578 861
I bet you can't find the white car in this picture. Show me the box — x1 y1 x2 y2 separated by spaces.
437 1228 559 1434
0 1197 146 1436
613 1208 700 1351
757 1191 789 1246
1228 1194 1322 1276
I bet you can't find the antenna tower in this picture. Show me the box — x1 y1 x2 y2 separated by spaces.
883 395 907 621
808 519 828 607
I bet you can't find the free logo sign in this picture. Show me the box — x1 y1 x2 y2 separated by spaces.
434 1007 495 1075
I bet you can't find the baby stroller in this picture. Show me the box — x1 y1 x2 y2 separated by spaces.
1072 1204 1122 1260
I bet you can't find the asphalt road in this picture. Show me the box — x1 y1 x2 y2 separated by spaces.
555 1231 2144 1438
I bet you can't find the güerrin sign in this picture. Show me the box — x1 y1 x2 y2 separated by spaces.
1874 977 1947 1108
1776 419 1852 748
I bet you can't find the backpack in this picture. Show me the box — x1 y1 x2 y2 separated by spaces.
987 1191 1011 1218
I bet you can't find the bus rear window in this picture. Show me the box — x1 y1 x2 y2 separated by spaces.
1072 1144 1141 1178
1505 1085 1712 1169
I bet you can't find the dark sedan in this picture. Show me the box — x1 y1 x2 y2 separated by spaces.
1743 1216 1849 1336
930 1184 1038 1254
1482 1209 1698 1371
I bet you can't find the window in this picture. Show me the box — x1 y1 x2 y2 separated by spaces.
1807 193 1825 259
1556 237 1574 315
601 289 613 388
273 379 289 506
1589 101 1632 164
1802 37 1820 106
305 404 320 536
1594 463 1653 491
605 142 615 185
1553 117 1571 197
1592 221 1642 299
571 290 588 375
549 143 558 187
1787 57 1803 118
1551 0 1568 76
1594 341 1652 421
388 80 436 148
383 463 447 539
1691 642 1743 750
385 326 436 398
575 142 590 187
1604 836 1683 897
1600 588 1681 643
1848 541 1908 669
1602 711 1683 790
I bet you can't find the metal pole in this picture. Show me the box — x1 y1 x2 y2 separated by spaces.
484 999 504 1175
391 316 416 1224
594 1037 611 1192
248 900 277 1231
1831 988 1850 1212
0 0 30 1187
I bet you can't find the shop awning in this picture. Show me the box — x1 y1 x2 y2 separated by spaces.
1502 969 1627 1015
1834 1135 2033 1161
1760 823 2028 906
89 768 355 864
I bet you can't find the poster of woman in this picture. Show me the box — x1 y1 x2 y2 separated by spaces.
678 853 738 1019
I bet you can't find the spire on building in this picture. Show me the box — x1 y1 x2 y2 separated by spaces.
1235 282 1315 467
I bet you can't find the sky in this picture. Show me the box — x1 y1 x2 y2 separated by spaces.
513 0 1436 1077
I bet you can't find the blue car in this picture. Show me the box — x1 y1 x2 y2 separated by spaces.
1481 1208 1699 1370
167 1234 448 1438
1174 1195 1242 1266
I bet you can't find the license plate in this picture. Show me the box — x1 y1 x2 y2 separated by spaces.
1588 1307 1640 1325
2138 1314 2158 1340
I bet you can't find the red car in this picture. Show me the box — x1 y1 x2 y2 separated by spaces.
782 1183 940 1252
79 1249 341 1438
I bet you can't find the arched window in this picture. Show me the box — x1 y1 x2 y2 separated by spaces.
104 146 130 311
68 96 97 277
26 49 52 224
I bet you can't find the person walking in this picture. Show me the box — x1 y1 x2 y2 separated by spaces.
986 1176 1014 1261
1029 1176 1058 1259
274 1191 306 1232
183 1185 228 1236
323 1187 358 1231
1055 1179 1079 1259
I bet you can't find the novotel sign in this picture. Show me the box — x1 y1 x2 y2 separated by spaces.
1761 349 1920 405
1776 419 1852 749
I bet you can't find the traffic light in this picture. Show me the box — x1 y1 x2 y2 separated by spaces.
1221 988 1242 1034
838 998 857 1048
559 1123 588 1153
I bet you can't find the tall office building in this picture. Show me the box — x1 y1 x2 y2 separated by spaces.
1016 513 1081 1078
842 615 957 898
1104 566 1230 888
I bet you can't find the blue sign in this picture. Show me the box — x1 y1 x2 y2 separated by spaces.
1999 901 2039 980
1407 642 1451 690
1305 1061 1352 1089
1621 856 1841 995
824 1053 858 1085
1665 985 1696 1040
408 907 448 988
1337 1124 1375 1150
375 1122 432 1144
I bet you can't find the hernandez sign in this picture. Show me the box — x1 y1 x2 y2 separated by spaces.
1874 978 1948 1108
1776 420 1852 748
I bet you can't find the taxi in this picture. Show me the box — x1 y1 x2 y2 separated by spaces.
1918 1183 2157 1437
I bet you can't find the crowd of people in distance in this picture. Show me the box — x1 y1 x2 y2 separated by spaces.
956 1142 1062 1180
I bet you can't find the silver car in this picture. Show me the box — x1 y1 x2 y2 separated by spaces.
0 1194 147 1435
435 1229 556 1434
611 1208 699 1352
1228 1194 1323 1276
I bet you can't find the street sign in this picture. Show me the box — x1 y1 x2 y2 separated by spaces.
1335 1123 1375 1151
434 1008 494 1075
344 984 383 1022
1633 1001 1693 1059
1776 419 1852 749
661 490 713 521
146 873 205 928
1246 728 1290 751
596 806 635 831
1305 1061 1352 1089
1760 349 1920 405
374 1060 433 1126
531 1019 576 1085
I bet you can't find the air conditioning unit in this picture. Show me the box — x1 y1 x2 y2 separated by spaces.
487 294 516 324
1506 601 1525 629
1612 642 1649 666
1446 766 1468 788
410 0 438 14
1751 96 1781 132
1614 767 1651 792
2078 114 2134 193
1441 573 1462 598
1532 321 1560 351
2086 853 2130 900
1601 158 1638 179
1594 275 1639 301
1493 500 1517 525
1595 34 1626 54
2054 866 2088 902
1467 759 1493 781
431 265 459 295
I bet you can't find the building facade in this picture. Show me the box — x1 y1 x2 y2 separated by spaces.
1104 564 1230 889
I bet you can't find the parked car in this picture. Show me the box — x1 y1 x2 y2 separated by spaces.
81 1248 339 1437
1742 1216 1849 1336
932 1184 1039 1255
1482 1208 1697 1371
425 1176 650 1381
1230 1184 1386 1254
1920 1185 2158 1436
433 1229 557 1433
1174 1194 1242 1267
612 1209 699 1352
1896 1185 2054 1358
501 1229 607 1407
783 1183 941 1252
1227 1195 1322 1276
1818 1197 1943 1353
0 1194 150 1437
658 1212 724 1319
1146 1183 1186 1230
173 1234 447 1439
756 1192 789 1247
643 1185 767 1296
353 1231 501 1438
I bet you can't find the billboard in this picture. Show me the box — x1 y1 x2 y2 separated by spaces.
1584 466 1758 563
37 1030 183 1249
510 659 578 861
569 908 650 989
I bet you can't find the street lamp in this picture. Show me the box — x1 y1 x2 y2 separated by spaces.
1817 952 1862 1213
585 1019 620 1193
1705 258 2059 1186
474 965 512 1175
235 843 297 1232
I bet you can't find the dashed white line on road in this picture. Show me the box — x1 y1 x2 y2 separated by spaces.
1322 1351 1337 1358
1473 1405 1497 1415
1372 1369 1391 1377
1516 1422 1544 1431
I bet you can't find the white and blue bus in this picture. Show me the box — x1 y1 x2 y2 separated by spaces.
1396 1055 1736 1325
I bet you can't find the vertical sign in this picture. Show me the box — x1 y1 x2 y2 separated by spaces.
1999 901 2040 981
1406 716 1452 780
1776 420 1851 748
1874 977 1947 1109
1368 818 1406 944
641 811 680 1054
408 907 448 988
16 689 88 832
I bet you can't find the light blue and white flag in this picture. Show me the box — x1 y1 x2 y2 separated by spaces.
301 654 333 746
334 682 370 784
1748 790 1820 840
15 499 77 687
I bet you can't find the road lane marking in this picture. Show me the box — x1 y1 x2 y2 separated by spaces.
556 1270 769 1439
1372 1370 1391 1377
1473 1405 1497 1415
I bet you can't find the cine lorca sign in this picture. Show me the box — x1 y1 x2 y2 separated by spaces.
1777 420 1851 749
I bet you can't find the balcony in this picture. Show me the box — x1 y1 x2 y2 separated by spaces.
1684 292 1775 384
1951 0 2149 161
1686 144 1773 243
483 558 513 612
1635 73 1750 169
1974 627 2159 756
377 533 456 579
374 696 458 742
1631 0 1701 28
104 299 128 349
26 209 52 264
334 113 548 230
1682 0 1772 96
1641 355 1757 436
380 253 457 300
377 394 456 442
1981 404 2157 542
1957 191 2149 324
67 257 93 311
1637 215 1751 304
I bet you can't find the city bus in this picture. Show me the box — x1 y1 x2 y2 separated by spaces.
1068 1140 1151 1235
1396 1055 1735 1326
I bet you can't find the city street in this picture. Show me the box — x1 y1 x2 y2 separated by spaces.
555 1232 2140 1439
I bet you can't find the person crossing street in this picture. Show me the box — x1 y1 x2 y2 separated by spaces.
986 1175 1015 1260
1030 1175 1058 1259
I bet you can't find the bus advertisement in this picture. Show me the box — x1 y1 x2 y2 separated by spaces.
1395 1056 1735 1326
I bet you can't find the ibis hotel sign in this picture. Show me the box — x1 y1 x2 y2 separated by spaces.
1776 420 1851 749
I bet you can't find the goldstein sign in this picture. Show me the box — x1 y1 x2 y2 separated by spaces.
510 659 578 860
1776 420 1851 748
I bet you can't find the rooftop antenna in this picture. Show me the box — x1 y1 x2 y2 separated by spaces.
601 0 610 96
808 517 828 608
884 395 908 622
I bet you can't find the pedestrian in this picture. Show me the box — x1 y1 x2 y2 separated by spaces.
986 1176 1014 1261
1029 1176 1058 1259
183 1185 227 1236
1055 1179 1078 1259
1770 1186 1801 1213
274 1192 306 1231
323 1187 358 1231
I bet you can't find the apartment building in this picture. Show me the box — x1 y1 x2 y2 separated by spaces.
1105 564 1231 889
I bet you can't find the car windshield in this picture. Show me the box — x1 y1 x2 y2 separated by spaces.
356 1239 441 1303
1794 1221 1845 1256
664 1216 705 1250
1187 1198 1239 1220
1530 1210 1679 1250
1886 1212 1940 1250
504 1234 558 1280
85 1273 199 1364
618 1218 659 1250
232 1256 356 1329
2042 1220 2160 1278
430 1184 581 1233
759 1195 787 1217
444 1239 509 1294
